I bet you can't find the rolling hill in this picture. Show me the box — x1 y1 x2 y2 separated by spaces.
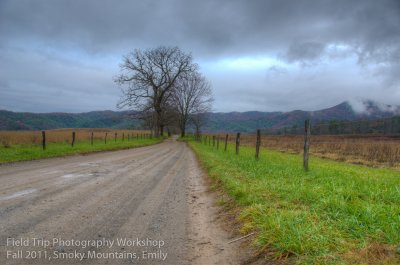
0 110 140 130
203 101 400 132
0 101 399 132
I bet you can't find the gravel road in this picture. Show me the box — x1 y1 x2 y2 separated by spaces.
0 138 242 265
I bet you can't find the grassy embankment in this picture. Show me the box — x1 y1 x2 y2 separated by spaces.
187 139 400 264
0 137 163 164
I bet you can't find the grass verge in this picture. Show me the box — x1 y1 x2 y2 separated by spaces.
187 139 400 264
0 137 164 164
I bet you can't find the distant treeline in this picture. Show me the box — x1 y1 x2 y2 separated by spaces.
262 116 400 135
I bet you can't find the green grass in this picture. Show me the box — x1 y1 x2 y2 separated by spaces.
0 138 164 164
187 139 400 264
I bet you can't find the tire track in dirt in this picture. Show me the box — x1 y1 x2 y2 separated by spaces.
0 139 243 265
0 146 176 244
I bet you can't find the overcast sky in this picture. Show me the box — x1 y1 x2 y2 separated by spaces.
0 0 399 113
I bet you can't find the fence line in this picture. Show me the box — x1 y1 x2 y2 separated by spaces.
303 120 311 171
261 116 400 136
235 133 240 155
198 119 400 171
255 129 261 160
42 131 46 150
12 130 156 151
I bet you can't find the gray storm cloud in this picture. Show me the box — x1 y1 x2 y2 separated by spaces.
0 0 399 112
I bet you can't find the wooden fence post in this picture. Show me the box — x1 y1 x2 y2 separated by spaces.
128 134 130 141
212 136 215 147
235 133 240 155
71 131 76 147
224 134 228 151
114 132 117 142
255 129 261 160
137 134 139 140
42 130 46 150
122 133 125 141
303 119 311 171
217 136 220 150
91 132 94 146
208 136 211 146
105 132 107 144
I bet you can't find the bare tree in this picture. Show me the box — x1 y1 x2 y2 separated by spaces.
134 102 157 133
190 112 210 139
172 72 213 137
115 46 197 136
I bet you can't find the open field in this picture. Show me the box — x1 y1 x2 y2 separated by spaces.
188 139 400 264
0 129 160 164
208 134 400 169
0 128 150 146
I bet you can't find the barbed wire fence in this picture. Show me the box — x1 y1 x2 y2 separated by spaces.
193 117 400 171
38 131 154 150
261 116 400 135
1 130 154 151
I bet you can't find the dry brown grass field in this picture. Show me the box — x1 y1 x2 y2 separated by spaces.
207 134 400 169
0 128 150 146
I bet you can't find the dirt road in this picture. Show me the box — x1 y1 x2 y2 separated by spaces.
0 139 242 265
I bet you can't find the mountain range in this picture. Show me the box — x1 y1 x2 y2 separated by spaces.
204 101 400 132
0 101 399 132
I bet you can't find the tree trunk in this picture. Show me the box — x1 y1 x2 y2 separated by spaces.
154 104 163 137
180 119 186 137
160 125 164 136
195 126 200 141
